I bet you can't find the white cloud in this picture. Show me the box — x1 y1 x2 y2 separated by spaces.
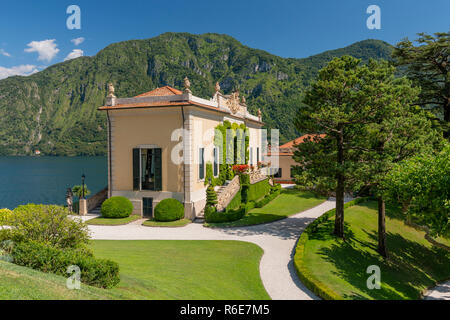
0 64 39 80
24 39 59 62
0 49 11 57
64 49 84 61
71 37 85 46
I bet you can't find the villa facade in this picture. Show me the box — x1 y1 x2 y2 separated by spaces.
99 79 264 219
270 134 326 184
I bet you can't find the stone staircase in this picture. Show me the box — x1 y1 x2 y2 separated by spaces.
215 184 228 198
196 171 267 221
195 179 238 222
88 204 102 216
215 175 240 212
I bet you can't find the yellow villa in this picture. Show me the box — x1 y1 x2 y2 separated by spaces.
269 134 326 184
99 78 265 220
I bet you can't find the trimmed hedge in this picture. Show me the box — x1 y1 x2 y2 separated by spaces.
239 174 250 185
226 188 242 211
154 198 184 222
101 196 133 218
293 197 371 300
11 241 120 288
205 206 246 223
255 188 281 208
247 179 271 202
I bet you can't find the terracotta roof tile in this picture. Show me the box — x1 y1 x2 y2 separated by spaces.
267 134 326 156
134 86 183 97
98 101 191 110
280 134 326 148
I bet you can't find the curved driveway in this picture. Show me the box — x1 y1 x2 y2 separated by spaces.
88 200 339 300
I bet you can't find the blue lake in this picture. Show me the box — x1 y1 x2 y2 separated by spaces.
0 156 107 209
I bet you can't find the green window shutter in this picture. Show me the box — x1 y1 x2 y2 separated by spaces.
133 148 140 191
154 148 162 191
199 148 205 180
213 148 218 177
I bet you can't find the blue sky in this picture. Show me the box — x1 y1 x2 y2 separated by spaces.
0 0 448 79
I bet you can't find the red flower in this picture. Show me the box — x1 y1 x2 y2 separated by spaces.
232 164 249 174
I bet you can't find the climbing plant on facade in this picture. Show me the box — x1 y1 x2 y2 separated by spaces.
213 120 250 186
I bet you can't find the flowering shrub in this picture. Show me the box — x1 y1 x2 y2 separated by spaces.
232 164 249 174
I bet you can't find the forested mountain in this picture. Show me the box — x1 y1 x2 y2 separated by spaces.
0 33 393 155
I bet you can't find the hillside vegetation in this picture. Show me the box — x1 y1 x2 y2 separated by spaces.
0 33 392 155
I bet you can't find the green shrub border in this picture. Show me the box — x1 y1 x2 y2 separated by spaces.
225 187 242 211
247 178 271 202
10 241 120 289
293 197 371 300
204 206 246 223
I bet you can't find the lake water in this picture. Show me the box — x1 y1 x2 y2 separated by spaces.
0 156 107 209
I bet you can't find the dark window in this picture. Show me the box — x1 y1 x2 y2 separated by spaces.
143 197 153 218
250 147 253 165
213 147 219 177
256 147 260 163
199 148 205 180
154 148 162 191
274 168 282 178
133 148 140 191
138 148 162 191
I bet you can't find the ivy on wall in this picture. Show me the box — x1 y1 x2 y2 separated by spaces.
213 120 250 186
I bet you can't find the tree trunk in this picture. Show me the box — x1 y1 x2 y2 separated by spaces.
334 175 345 238
444 97 449 139
377 196 388 258
334 127 345 238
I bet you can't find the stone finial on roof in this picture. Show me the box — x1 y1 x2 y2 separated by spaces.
215 82 221 93
257 108 262 121
107 82 115 97
184 76 191 93
241 95 246 105
106 82 116 106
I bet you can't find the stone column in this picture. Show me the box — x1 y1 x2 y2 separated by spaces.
79 199 88 216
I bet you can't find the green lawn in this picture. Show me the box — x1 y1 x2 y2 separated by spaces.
90 240 270 300
0 260 122 300
1 240 269 300
86 215 141 225
142 218 191 227
206 189 326 228
300 201 450 299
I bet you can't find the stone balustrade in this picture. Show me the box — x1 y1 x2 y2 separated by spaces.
249 168 267 184
216 175 240 212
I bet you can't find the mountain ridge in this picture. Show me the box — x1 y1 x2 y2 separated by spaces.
0 33 393 156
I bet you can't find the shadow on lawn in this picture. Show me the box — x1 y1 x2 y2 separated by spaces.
217 215 317 240
281 189 324 199
315 225 450 300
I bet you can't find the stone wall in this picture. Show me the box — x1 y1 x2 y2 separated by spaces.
250 169 266 184
216 175 240 212
87 187 108 211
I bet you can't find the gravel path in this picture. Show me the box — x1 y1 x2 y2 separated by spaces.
423 280 450 300
88 199 340 300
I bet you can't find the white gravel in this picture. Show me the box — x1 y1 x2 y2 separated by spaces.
88 200 340 300
424 280 450 300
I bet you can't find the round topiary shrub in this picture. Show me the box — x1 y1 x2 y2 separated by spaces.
154 198 184 222
101 196 133 218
